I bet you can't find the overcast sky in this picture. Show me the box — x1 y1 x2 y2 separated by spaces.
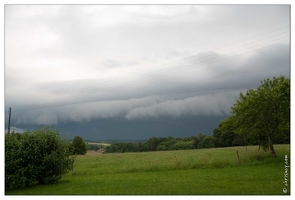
4 5 290 139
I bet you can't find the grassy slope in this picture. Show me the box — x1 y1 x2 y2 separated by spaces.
6 144 290 195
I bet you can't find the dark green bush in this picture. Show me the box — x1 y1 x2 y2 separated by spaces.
5 127 73 189
70 136 87 155
5 133 28 188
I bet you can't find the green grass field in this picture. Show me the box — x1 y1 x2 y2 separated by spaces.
86 142 111 147
6 144 290 195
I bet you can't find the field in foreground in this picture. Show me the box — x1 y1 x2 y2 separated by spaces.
6 144 290 195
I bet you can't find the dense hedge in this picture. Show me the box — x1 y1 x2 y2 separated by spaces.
5 127 74 189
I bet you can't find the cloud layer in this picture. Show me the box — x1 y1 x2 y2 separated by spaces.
4 5 290 128
14 91 239 125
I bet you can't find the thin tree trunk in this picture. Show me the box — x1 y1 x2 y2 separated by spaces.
236 150 240 165
269 134 277 157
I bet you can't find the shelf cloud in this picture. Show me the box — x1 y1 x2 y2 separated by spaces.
5 5 290 139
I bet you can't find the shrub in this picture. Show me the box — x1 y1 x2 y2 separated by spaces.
5 126 73 189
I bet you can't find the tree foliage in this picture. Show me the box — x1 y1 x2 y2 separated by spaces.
70 136 87 155
213 128 235 147
5 127 73 189
197 136 215 149
220 76 290 156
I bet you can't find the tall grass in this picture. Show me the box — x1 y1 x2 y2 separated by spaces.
72 144 289 175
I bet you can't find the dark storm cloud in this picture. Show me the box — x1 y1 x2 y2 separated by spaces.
9 43 290 126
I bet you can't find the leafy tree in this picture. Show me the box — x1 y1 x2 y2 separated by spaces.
143 137 161 151
123 142 137 152
192 136 200 149
5 126 73 189
214 121 259 147
222 76 290 157
232 133 251 146
71 136 87 155
136 142 144 152
197 136 215 149
273 129 290 144
157 137 178 151
213 127 235 147
197 133 207 144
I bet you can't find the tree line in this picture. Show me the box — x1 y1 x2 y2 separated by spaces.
105 128 289 153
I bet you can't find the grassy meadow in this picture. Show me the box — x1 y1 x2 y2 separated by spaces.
86 142 111 147
6 144 290 195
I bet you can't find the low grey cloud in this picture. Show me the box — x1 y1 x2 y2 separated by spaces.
15 96 165 125
125 91 239 120
14 91 238 125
